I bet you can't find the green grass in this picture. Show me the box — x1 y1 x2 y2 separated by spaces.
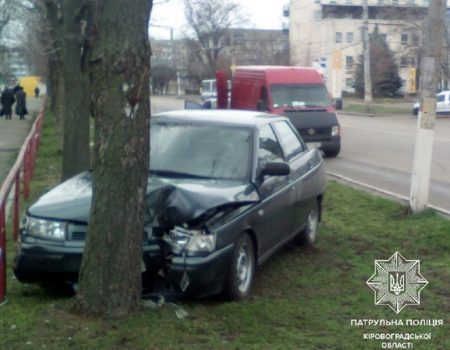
1 112 449 349
342 103 412 115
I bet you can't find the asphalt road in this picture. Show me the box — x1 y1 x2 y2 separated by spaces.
327 113 450 212
151 95 450 213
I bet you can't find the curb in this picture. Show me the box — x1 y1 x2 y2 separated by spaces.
327 172 450 218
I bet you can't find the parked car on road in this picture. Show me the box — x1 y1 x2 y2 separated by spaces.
412 90 450 116
14 110 326 300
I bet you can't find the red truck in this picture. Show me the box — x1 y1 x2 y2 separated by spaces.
225 66 341 157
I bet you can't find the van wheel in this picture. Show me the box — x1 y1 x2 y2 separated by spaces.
296 202 320 247
324 146 340 158
223 233 255 300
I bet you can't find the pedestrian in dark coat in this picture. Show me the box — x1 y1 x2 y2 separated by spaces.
15 86 28 120
1 87 15 119
34 86 40 97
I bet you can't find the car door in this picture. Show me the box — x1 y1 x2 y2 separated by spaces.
271 121 312 236
251 123 293 259
436 92 446 113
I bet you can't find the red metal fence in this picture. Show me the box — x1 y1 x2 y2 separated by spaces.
0 101 46 304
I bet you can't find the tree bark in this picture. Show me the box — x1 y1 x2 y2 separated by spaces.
75 0 152 317
60 0 92 180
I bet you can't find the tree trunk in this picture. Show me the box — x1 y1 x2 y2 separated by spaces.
75 0 152 317
45 0 65 150
60 0 91 180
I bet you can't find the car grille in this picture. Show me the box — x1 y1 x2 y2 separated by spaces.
71 231 86 241
67 224 151 241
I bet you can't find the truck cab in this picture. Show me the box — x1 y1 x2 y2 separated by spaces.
230 66 341 157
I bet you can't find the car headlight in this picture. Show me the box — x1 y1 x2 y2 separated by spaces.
24 216 67 240
331 125 340 136
168 227 216 253
186 234 216 253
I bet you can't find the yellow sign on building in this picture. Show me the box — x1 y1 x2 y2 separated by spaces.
408 68 416 93
331 51 343 70
18 76 41 96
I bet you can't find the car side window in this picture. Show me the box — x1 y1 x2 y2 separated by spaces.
437 94 445 102
258 125 284 163
272 121 304 160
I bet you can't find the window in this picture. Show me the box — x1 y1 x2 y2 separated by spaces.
346 32 354 43
335 32 342 43
412 34 419 46
377 0 384 4
345 0 352 4
258 125 284 163
392 0 399 5
400 57 407 68
437 94 445 102
401 34 408 45
314 11 322 21
272 122 303 159
151 124 253 181
346 56 354 68
345 78 354 88
408 57 415 66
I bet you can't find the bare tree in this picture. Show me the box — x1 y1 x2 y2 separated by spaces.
184 0 243 76
74 0 152 317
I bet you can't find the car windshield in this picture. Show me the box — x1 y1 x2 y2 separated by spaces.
270 84 331 108
151 122 253 181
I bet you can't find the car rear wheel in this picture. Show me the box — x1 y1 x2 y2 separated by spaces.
296 202 320 247
223 233 255 300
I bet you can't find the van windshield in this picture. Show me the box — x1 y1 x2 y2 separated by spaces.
270 84 331 108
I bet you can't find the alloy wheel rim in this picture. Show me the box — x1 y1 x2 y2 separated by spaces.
236 243 252 293
307 208 319 242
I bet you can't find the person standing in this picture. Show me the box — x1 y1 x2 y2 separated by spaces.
34 86 40 98
15 86 28 120
1 87 15 119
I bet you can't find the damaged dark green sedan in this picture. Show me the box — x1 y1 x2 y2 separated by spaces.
14 110 326 300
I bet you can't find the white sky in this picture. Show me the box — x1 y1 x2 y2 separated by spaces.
150 0 286 40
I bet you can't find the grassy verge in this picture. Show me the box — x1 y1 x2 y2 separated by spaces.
343 98 413 116
1 112 448 349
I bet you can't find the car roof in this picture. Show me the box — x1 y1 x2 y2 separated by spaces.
153 109 288 128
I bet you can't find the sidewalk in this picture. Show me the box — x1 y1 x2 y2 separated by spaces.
0 97 43 183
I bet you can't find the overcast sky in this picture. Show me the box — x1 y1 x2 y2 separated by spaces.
150 0 286 39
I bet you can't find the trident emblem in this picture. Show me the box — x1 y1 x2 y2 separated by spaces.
389 272 405 295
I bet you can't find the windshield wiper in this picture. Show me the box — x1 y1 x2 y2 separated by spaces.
150 169 215 179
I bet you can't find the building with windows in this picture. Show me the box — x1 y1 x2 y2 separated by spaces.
151 28 289 95
285 0 437 96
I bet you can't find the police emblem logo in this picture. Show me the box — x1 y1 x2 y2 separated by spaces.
366 252 428 314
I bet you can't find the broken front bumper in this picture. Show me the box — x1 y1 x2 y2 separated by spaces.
14 239 163 284
166 243 235 297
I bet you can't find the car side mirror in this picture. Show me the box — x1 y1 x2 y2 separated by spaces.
257 100 269 112
260 162 290 177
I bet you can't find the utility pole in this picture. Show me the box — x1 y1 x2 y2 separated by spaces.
362 0 373 108
409 0 446 212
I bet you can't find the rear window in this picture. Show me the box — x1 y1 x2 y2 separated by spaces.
270 84 331 108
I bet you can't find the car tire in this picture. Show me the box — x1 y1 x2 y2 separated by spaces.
324 146 340 158
296 201 320 247
223 233 255 301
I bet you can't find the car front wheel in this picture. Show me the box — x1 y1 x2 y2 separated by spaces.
223 233 255 300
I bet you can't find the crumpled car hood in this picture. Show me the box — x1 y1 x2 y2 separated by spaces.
27 172 260 225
